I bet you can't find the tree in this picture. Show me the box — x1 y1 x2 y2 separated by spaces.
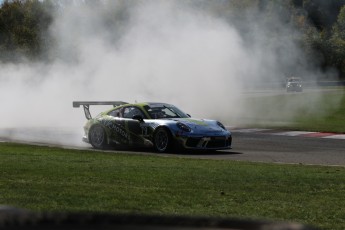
329 5 345 76
301 0 345 32
0 0 53 62
288 0 345 79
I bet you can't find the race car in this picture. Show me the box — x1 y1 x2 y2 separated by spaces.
73 101 232 153
286 77 303 92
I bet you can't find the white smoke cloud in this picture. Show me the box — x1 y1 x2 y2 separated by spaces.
0 1 340 146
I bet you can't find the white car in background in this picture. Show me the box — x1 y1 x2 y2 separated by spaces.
286 77 303 92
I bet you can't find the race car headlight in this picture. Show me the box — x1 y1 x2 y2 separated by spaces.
177 122 191 132
217 121 226 130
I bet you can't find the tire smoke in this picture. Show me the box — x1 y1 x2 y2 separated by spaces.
0 1 340 146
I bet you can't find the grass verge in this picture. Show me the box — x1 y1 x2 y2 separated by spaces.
1 143 345 230
236 88 345 133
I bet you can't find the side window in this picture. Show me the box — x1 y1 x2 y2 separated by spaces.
123 106 144 119
108 108 122 117
162 108 176 118
150 108 166 119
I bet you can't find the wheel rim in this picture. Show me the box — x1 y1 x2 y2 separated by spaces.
90 126 105 147
155 129 169 152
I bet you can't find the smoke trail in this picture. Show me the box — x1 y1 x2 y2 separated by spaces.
0 1 340 146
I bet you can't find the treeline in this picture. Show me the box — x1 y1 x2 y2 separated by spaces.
219 0 345 79
1 0 345 79
0 0 53 62
288 0 345 79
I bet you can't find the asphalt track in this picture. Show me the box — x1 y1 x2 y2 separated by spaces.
0 127 344 167
191 130 345 166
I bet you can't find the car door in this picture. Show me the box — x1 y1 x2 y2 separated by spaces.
121 106 149 146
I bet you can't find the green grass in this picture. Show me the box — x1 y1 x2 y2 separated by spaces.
1 143 345 230
235 88 345 133
1 88 344 229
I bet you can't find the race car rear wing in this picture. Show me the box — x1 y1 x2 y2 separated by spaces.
73 101 128 120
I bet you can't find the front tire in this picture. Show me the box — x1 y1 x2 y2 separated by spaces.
89 125 107 149
153 127 172 153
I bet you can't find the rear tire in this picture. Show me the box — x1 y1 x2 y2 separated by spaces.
89 125 107 149
153 127 172 153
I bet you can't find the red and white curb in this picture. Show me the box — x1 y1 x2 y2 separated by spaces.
274 131 345 139
228 127 345 140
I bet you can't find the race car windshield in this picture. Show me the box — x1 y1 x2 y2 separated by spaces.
288 78 301 83
144 105 189 119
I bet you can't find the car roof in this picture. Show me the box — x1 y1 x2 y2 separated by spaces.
108 102 174 112
116 102 172 107
104 102 175 118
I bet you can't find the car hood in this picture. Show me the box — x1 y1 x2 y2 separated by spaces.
288 82 301 85
171 118 227 134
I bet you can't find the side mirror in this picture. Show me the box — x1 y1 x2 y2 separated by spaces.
132 115 144 122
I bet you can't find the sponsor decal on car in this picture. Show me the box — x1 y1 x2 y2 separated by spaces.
100 119 131 141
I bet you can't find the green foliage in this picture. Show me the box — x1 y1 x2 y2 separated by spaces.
0 0 53 62
1 0 345 78
293 1 345 78
328 5 345 74
301 0 345 30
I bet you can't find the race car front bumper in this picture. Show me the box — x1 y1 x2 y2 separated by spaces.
177 135 232 150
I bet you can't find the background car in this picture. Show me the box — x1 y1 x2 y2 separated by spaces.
73 101 232 153
286 77 303 92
